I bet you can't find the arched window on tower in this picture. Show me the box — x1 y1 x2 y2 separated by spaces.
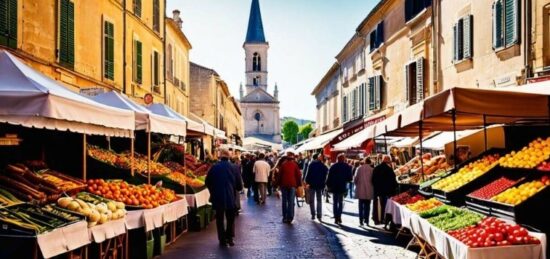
253 76 261 86
253 52 261 71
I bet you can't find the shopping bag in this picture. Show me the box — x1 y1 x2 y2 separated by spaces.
296 186 305 198
304 185 310 204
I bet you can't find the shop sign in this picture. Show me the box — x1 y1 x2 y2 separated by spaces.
143 93 154 105
527 76 550 84
332 115 386 144
79 87 105 96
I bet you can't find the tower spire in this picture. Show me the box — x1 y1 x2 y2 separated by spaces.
245 0 266 43
239 83 244 99
274 83 278 100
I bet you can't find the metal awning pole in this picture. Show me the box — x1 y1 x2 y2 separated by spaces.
452 109 458 169
131 134 135 177
83 134 87 181
483 115 488 152
419 121 424 182
384 135 388 154
147 131 151 184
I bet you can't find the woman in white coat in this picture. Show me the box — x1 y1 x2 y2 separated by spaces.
354 158 375 226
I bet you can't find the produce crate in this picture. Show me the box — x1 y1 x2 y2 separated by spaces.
87 156 167 185
475 173 550 232
429 148 508 205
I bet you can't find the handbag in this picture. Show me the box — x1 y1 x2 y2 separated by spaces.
304 185 310 204
296 185 305 198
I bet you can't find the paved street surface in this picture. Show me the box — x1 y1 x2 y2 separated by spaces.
162 194 417 259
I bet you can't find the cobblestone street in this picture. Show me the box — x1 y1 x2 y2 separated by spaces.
162 193 417 259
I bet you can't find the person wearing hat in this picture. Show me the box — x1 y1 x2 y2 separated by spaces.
274 149 302 223
205 148 243 247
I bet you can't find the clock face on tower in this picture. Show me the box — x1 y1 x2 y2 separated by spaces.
254 112 261 121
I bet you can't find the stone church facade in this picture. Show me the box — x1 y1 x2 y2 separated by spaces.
239 0 281 144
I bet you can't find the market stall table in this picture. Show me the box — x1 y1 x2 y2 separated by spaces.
34 221 90 258
184 188 210 208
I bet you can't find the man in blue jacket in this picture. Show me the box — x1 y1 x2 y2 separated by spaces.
206 149 243 247
305 153 328 221
326 153 353 225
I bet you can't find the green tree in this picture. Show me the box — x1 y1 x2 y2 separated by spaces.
282 120 300 144
299 123 314 140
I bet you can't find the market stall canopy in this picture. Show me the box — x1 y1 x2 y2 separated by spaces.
145 103 191 136
296 129 343 153
415 130 479 150
185 113 206 135
0 50 135 137
392 137 419 148
332 125 376 151
243 136 282 151
188 113 217 137
92 91 186 136
214 128 227 140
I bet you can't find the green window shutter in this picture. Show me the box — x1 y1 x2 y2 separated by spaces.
104 21 114 80
457 18 464 60
504 0 519 46
153 0 160 32
59 0 74 67
463 15 473 59
368 77 375 111
405 64 410 104
153 51 159 86
416 58 424 102
453 24 457 62
134 0 141 17
375 75 382 110
0 0 8 47
136 40 142 84
493 0 504 49
8 0 17 48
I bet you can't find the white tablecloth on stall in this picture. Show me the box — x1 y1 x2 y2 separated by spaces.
61 221 90 250
163 197 188 223
143 205 164 232
36 226 68 259
89 218 127 243
36 221 91 258
401 206 546 259
385 200 414 228
184 189 210 208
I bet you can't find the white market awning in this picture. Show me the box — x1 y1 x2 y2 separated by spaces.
0 50 135 137
93 91 186 136
332 126 376 151
416 130 479 150
296 129 343 153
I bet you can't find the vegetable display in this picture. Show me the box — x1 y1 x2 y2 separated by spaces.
406 198 443 213
448 217 541 248
87 145 172 176
468 176 521 200
391 190 425 205
423 206 485 232
58 194 126 227
86 179 177 209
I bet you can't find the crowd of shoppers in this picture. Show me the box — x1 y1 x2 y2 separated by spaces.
206 146 398 247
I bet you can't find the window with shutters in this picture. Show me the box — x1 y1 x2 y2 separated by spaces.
342 95 349 122
369 21 384 53
153 0 160 32
58 0 74 68
405 58 424 105
492 0 520 50
368 76 383 111
0 0 17 49
166 44 173 81
133 39 142 84
453 15 473 63
351 88 358 119
133 0 141 18
358 83 365 116
103 21 114 80
405 0 432 22
152 50 160 93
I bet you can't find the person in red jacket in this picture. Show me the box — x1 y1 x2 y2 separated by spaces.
274 149 302 224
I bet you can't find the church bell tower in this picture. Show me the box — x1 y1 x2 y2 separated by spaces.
244 0 269 94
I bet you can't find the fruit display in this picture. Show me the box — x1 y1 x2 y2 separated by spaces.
468 176 521 200
491 176 550 205
0 188 23 207
423 206 485 232
432 154 500 192
0 164 62 203
537 161 550 171
419 155 451 175
184 154 211 177
499 138 550 168
87 145 172 176
0 204 81 234
38 170 86 192
58 195 125 227
391 190 425 205
86 179 177 209
395 154 432 176
406 198 443 213
448 217 541 248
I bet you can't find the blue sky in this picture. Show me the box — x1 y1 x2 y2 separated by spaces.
167 0 378 120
